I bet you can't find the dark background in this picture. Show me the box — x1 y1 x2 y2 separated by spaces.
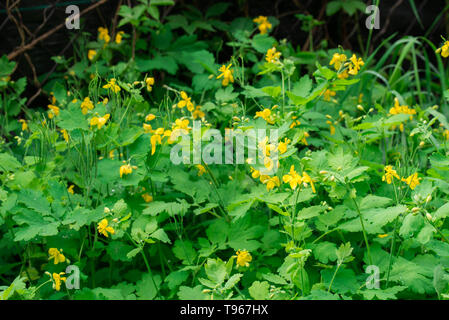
1 0 448 106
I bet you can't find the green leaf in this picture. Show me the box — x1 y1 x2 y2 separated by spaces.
224 273 243 290
177 285 208 300
58 108 88 131
173 240 197 264
0 153 21 172
150 229 171 244
251 34 276 53
248 281 270 299
322 268 358 294
136 273 162 300
313 241 338 264
204 258 227 285
18 189 50 215
136 55 178 74
13 210 59 241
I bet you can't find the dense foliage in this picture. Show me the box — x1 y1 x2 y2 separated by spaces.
1 1 449 300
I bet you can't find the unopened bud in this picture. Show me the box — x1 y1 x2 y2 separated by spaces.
426 213 433 221
357 105 365 111
425 195 432 203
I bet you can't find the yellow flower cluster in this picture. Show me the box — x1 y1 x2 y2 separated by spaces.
277 138 290 154
90 114 110 129
47 104 59 119
253 16 272 35
177 91 194 111
382 166 421 190
323 89 336 102
98 27 110 43
97 218 115 237
265 47 281 63
103 78 121 93
81 97 94 114
146 77 155 92
254 108 275 124
235 250 252 267
115 31 125 44
329 53 364 79
436 40 449 58
217 63 234 86
388 98 416 132
52 272 66 291
282 165 316 193
88 49 97 61
48 248 66 264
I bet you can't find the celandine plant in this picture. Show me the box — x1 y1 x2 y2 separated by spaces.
1 1 449 301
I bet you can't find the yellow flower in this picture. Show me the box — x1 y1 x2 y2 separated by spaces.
282 165 303 190
145 113 156 122
150 134 162 155
253 16 272 34
347 54 364 75
88 49 97 61
98 27 110 43
115 31 125 44
302 171 316 193
290 119 301 129
329 53 347 71
326 120 336 135
103 78 121 93
436 41 449 58
173 118 190 131
263 157 274 171
178 91 194 111
261 175 280 191
254 108 275 124
143 123 153 133
382 165 400 184
389 98 416 117
323 89 336 102
18 119 28 131
196 164 206 176
301 131 310 145
250 167 260 179
265 47 281 63
146 77 155 92
81 97 94 115
52 272 66 291
217 63 234 86
142 193 153 203
119 163 133 178
67 185 75 194
97 218 115 237
258 136 275 157
235 250 252 267
192 105 205 119
402 173 421 190
47 104 59 119
338 69 349 79
90 114 110 129
48 248 66 265
277 138 290 154
378 234 389 238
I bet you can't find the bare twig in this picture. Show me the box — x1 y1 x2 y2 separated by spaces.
7 0 109 61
